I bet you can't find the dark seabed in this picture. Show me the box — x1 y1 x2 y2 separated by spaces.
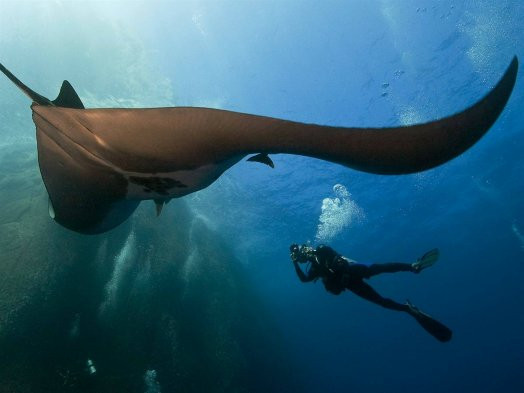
0 1 523 393
0 143 298 392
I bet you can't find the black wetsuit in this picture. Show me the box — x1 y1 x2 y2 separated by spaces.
291 244 453 342
292 245 413 312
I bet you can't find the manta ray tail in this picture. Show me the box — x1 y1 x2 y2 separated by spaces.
0 62 84 109
230 56 518 174
0 62 53 105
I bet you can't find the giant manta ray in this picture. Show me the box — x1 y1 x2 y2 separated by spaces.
0 57 518 234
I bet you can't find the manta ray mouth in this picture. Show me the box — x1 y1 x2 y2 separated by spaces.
36 129 137 234
32 108 138 234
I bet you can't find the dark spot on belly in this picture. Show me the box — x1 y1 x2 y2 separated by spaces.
130 176 187 195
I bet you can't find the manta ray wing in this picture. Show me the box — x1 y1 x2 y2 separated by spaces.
0 57 518 233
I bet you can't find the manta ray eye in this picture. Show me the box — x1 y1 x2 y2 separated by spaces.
48 197 56 219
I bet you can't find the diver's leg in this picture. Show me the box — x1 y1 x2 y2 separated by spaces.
346 249 440 278
346 279 409 312
347 280 452 341
365 263 415 277
346 262 414 279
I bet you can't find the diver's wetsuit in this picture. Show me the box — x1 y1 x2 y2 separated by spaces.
292 245 414 312
291 244 453 342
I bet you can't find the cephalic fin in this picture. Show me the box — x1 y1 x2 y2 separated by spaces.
154 200 164 217
247 153 274 168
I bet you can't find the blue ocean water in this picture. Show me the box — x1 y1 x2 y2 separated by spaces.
0 1 522 392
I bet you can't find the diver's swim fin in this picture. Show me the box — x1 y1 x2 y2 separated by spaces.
406 300 452 342
412 248 440 273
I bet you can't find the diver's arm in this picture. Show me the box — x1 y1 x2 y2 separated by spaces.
293 260 317 282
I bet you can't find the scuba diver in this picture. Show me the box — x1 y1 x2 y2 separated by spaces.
290 244 452 342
